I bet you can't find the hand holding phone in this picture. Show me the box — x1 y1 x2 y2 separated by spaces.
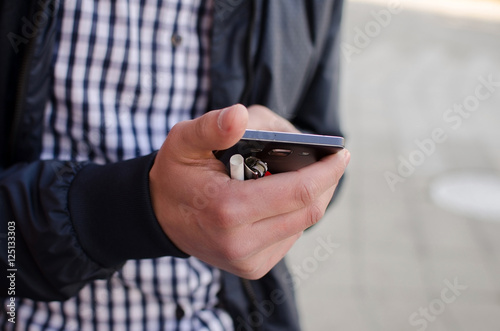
151 105 349 280
214 130 345 178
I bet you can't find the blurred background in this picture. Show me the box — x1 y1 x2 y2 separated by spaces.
287 0 500 330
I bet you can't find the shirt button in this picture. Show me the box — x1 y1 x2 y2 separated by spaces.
171 33 182 47
175 305 185 320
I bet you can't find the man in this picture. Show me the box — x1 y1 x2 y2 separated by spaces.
0 0 347 329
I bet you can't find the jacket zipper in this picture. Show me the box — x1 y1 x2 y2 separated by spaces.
241 278 264 331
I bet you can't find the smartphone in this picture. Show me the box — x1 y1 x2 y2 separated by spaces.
214 130 344 175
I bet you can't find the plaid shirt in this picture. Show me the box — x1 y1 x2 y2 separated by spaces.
1 0 233 330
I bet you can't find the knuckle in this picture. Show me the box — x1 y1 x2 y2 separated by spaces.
167 122 184 141
219 238 251 263
212 200 239 229
220 245 243 262
195 111 219 145
211 188 248 229
194 116 206 141
305 203 325 228
296 178 319 207
213 208 231 228
164 122 186 152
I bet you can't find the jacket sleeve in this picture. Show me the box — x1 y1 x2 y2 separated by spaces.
0 153 188 302
291 0 345 138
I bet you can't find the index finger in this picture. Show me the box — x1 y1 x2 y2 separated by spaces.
224 149 350 223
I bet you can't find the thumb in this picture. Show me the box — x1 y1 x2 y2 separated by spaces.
167 104 248 160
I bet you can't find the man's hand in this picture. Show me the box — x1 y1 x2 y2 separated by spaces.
247 104 300 133
149 104 350 279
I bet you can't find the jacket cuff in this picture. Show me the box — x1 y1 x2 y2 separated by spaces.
68 153 188 268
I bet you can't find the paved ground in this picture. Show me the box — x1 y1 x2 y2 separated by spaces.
287 1 500 330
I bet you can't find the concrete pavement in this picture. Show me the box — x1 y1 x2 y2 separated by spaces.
287 1 500 330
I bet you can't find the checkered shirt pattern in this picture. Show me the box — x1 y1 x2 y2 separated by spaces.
0 0 234 330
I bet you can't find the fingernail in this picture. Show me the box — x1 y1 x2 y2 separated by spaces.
218 107 231 131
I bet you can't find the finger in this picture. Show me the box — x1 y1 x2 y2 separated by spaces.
246 233 301 280
247 105 300 133
226 232 302 280
248 186 335 248
222 149 350 223
229 185 334 263
167 104 248 160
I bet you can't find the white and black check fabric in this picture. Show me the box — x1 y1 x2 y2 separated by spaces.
40 0 212 163
2 0 234 330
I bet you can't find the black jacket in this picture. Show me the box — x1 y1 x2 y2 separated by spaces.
0 0 344 329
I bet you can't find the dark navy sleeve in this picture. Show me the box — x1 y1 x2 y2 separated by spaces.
0 153 187 302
